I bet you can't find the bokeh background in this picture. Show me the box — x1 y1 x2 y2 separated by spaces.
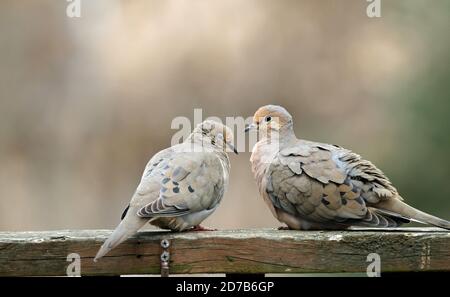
1 0 449 231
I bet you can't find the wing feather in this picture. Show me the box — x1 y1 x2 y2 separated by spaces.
267 141 403 227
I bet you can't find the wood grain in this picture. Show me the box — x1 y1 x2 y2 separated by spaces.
0 228 449 276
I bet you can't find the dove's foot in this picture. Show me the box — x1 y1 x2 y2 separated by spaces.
277 226 291 230
190 225 217 232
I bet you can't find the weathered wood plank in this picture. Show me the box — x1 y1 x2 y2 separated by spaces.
0 228 448 276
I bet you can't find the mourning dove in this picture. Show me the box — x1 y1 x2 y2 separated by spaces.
246 105 450 230
94 120 237 261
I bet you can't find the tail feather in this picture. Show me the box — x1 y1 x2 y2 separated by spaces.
377 198 450 230
350 208 407 228
94 213 147 262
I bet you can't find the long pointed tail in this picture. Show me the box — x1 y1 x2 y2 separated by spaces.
377 198 450 230
94 213 147 262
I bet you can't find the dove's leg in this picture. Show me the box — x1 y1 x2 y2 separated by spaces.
190 225 217 231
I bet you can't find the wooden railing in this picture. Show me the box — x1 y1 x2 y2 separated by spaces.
0 228 449 276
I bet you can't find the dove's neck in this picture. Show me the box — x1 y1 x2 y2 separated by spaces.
185 132 216 149
250 126 297 179
278 125 298 148
184 133 230 169
256 125 297 149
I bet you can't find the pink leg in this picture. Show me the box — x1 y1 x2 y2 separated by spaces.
190 225 217 231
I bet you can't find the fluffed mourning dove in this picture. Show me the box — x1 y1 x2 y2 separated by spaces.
246 105 450 230
94 120 237 261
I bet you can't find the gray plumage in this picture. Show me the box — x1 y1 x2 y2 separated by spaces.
94 120 233 261
249 105 450 230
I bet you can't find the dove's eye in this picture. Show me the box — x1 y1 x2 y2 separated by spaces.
265 116 272 122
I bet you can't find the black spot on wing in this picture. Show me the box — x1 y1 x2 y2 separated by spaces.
188 185 194 193
351 176 367 182
162 177 170 184
173 187 180 193
120 204 130 220
321 198 330 206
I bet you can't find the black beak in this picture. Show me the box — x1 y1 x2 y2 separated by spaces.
245 123 257 133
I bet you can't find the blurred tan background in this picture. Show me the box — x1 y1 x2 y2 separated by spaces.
1 0 449 231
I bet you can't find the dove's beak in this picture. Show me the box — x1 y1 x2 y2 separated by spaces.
227 142 239 155
245 123 257 133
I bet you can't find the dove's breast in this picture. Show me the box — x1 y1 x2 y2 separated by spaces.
250 141 279 187
250 141 281 219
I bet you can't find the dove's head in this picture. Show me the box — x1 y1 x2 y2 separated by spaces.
191 120 238 154
245 105 293 134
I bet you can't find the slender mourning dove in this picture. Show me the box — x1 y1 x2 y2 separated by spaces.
246 105 450 230
94 120 237 261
